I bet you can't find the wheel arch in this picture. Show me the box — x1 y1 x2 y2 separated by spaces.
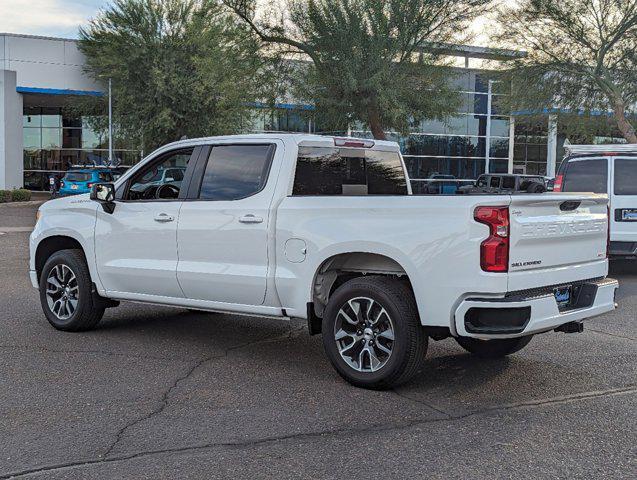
310 251 417 319
35 235 87 283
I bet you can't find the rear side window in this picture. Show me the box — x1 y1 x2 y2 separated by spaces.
562 159 608 193
614 159 637 195
293 147 407 195
199 144 275 200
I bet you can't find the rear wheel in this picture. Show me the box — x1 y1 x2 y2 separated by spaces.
455 335 532 358
322 276 427 390
39 249 104 331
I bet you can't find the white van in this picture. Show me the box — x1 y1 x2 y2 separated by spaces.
555 144 637 257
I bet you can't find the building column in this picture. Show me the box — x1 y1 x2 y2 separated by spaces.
508 116 515 174
546 113 558 178
0 70 23 189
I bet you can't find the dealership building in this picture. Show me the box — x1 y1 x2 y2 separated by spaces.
1 32 571 190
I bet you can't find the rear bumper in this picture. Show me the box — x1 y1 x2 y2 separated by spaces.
454 278 618 339
609 241 637 257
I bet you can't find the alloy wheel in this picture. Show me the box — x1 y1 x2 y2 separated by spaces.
334 296 395 373
46 264 79 320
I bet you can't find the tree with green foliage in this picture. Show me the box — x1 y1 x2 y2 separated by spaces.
495 0 637 143
225 0 491 140
79 0 267 153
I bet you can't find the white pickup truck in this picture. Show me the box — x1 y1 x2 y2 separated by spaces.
30 134 618 389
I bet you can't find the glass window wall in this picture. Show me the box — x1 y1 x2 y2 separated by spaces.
22 106 140 190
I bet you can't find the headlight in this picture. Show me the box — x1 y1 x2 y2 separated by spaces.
36 210 42 223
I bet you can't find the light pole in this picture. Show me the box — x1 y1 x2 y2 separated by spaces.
108 78 113 166
484 79 494 174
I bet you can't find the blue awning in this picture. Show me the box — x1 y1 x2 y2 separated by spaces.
16 86 104 97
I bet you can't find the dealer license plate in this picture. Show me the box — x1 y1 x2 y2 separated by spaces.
554 286 572 307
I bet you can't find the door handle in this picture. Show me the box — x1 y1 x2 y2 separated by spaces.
154 213 174 222
239 214 263 224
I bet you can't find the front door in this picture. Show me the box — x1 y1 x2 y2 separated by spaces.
94 147 196 298
177 142 280 306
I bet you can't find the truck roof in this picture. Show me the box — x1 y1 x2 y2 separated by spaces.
153 133 401 153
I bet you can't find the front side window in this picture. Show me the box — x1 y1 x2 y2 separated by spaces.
562 158 608 193
198 144 275 200
293 147 407 196
614 159 637 195
126 148 193 200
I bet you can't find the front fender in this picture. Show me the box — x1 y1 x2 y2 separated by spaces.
30 200 102 292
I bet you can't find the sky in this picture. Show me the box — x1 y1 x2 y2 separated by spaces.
0 0 512 45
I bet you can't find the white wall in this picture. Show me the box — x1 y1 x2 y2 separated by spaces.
0 33 102 92
0 34 104 188
0 70 23 189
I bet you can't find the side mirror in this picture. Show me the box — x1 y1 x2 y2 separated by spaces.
90 183 116 214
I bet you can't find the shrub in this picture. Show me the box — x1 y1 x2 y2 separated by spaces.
0 190 11 203
11 189 31 202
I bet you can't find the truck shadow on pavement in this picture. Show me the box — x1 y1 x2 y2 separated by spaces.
92 305 569 413
609 258 637 276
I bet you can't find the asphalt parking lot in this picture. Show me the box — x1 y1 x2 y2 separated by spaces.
0 201 635 479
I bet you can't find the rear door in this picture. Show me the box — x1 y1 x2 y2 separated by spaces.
176 141 281 306
610 157 637 243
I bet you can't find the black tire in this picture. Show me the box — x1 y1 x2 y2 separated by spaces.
455 335 532 358
322 276 427 390
39 249 105 331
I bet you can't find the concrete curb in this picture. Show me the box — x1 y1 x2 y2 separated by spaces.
0 227 33 233
0 200 46 207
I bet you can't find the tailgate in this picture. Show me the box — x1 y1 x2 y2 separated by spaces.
508 193 609 291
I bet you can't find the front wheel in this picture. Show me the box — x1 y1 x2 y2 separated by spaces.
322 276 427 390
39 249 105 331
455 335 532 358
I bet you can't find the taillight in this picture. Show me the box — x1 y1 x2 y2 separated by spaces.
475 206 509 272
60 181 64 188
553 174 563 192
87 183 94 188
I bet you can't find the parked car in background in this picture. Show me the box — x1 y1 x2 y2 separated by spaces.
461 174 547 194
544 177 555 191
556 144 637 257
30 135 617 389
58 168 115 196
410 174 475 194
